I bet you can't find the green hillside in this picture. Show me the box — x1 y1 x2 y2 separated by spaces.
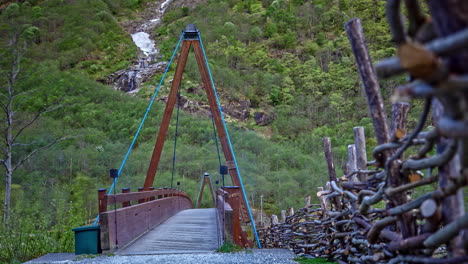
0 0 412 262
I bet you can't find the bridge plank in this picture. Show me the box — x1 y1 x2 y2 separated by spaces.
118 208 220 254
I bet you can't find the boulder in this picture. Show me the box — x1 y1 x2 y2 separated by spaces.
254 111 275 126
222 100 251 121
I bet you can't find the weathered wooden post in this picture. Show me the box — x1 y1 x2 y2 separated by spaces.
426 1 468 255
281 210 286 223
305 196 311 208
317 187 328 216
353 126 367 182
323 137 338 182
271 215 279 225
432 99 466 255
122 188 130 207
345 19 390 147
391 102 410 142
346 18 413 237
347 144 358 182
322 137 341 209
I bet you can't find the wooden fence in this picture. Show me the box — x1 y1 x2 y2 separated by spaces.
259 2 468 262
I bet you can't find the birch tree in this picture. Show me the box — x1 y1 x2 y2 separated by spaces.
0 3 66 226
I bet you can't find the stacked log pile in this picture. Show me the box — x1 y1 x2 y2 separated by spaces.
259 1 468 263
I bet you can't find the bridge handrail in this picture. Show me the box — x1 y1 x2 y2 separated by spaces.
101 188 190 208
215 187 253 248
98 188 193 251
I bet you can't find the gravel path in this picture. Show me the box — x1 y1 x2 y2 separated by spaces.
26 249 298 264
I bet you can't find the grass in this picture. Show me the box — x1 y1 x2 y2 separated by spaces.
294 257 337 264
74 254 100 260
216 241 244 253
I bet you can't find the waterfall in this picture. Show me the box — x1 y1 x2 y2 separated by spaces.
109 0 174 93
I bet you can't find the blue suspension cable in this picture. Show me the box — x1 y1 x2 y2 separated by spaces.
197 33 262 248
93 33 184 226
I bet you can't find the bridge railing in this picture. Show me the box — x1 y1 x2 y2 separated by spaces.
216 188 232 244
97 187 193 251
216 187 253 248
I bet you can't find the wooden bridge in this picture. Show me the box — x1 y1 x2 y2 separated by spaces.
88 24 260 254
97 186 253 253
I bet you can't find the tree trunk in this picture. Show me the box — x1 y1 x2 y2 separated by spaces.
3 58 15 226
3 169 12 225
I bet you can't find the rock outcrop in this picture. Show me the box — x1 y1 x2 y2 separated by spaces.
107 61 167 92
254 111 275 126
158 94 252 122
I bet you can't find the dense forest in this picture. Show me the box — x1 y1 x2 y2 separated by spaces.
0 0 421 262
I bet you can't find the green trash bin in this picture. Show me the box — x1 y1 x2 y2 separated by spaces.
72 225 101 254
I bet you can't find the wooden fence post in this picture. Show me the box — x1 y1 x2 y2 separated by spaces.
391 102 410 142
317 187 328 216
322 137 338 182
346 18 413 238
432 99 465 255
347 144 358 182
322 137 341 209
353 126 367 182
271 215 279 225
281 210 286 223
346 19 390 146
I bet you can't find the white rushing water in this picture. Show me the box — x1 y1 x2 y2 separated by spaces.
160 0 172 10
130 0 174 58
131 32 158 56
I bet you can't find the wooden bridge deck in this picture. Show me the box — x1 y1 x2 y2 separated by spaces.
118 208 220 255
